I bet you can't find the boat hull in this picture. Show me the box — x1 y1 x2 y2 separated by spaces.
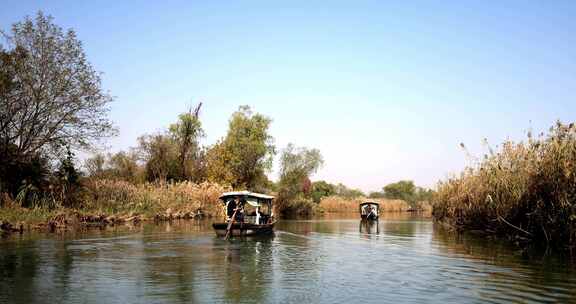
360 214 379 221
212 221 275 237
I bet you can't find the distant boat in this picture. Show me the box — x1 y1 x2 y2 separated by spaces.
212 191 276 238
359 202 379 220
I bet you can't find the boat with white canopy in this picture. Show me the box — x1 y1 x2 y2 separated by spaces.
212 191 276 238
359 202 379 220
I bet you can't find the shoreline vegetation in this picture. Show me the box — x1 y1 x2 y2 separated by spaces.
0 179 428 234
318 196 431 213
4 11 573 257
432 121 576 253
0 10 431 235
0 12 434 235
0 180 228 233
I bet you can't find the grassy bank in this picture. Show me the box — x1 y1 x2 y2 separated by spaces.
0 179 229 233
319 196 426 213
432 122 576 251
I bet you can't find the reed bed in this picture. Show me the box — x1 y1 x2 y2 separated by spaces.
82 179 229 218
319 196 410 213
433 122 576 250
0 180 230 232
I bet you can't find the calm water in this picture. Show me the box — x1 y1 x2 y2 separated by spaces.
1 213 576 304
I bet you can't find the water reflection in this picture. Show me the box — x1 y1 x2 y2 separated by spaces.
359 220 379 235
214 238 274 303
0 214 575 303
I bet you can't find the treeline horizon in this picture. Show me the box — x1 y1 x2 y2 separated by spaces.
83 103 432 214
0 12 432 218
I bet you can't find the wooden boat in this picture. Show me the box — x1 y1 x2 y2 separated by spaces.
212 222 275 237
359 202 379 220
212 191 276 237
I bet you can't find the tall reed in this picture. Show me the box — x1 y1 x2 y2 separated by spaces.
82 179 229 218
433 121 576 250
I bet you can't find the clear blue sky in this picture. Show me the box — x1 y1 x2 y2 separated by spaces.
2 1 575 192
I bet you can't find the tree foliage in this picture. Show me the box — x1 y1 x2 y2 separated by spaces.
206 106 275 190
169 103 204 181
0 12 116 158
0 12 115 199
381 180 433 207
334 183 365 199
276 143 323 215
84 151 143 183
311 180 336 203
137 134 179 181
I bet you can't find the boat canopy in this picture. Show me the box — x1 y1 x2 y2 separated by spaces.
360 201 379 217
219 191 274 207
360 202 379 207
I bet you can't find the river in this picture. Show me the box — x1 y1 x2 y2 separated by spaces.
1 213 575 304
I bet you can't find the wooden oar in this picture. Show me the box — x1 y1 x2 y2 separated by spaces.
225 208 239 240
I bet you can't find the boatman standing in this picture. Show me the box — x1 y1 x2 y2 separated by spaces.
226 197 238 221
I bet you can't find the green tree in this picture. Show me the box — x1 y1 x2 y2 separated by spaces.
108 151 141 182
310 180 335 203
277 144 323 215
334 183 365 198
138 134 179 181
382 180 416 203
381 180 433 207
169 103 205 181
206 106 275 189
368 191 386 199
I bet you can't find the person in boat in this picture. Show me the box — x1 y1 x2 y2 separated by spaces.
247 205 262 224
367 205 377 219
236 198 246 223
226 196 239 221
255 206 261 224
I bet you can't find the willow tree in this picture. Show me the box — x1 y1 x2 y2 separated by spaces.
206 106 275 190
0 12 116 159
276 143 323 215
278 144 323 199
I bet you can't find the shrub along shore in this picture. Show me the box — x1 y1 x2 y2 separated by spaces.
432 122 576 252
0 180 228 234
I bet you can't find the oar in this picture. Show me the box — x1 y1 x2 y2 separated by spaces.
225 208 239 240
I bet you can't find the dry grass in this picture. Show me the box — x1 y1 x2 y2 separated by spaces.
82 179 229 218
0 179 230 230
319 196 411 213
433 122 576 250
0 205 60 226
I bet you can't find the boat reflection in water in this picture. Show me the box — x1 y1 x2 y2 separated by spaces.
359 219 379 235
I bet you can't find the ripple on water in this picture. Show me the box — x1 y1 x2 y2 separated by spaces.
0 216 575 304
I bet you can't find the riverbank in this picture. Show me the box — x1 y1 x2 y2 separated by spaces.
0 179 228 234
432 122 576 252
319 195 431 213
